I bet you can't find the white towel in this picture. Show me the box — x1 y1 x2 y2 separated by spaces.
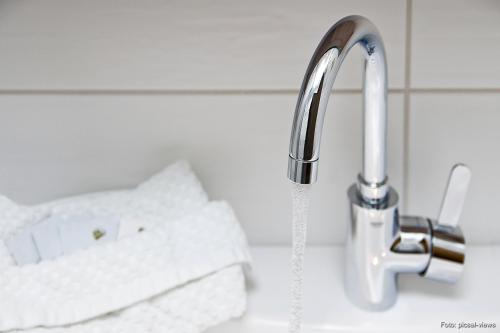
0 161 251 333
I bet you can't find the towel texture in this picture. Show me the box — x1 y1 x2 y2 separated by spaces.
0 161 250 332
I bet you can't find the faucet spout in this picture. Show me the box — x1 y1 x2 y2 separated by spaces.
288 15 388 201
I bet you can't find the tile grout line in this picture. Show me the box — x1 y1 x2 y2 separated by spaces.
0 87 499 96
402 0 413 213
0 89 360 96
407 88 500 94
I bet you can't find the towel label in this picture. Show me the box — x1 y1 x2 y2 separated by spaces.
5 215 120 265
59 216 120 254
4 229 41 265
31 217 64 260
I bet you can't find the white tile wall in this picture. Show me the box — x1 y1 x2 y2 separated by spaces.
0 0 498 245
412 0 500 88
0 93 404 245
0 0 406 90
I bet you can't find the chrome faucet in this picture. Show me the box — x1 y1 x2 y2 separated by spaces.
287 15 470 310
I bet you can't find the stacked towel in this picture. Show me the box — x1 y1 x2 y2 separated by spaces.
0 161 250 333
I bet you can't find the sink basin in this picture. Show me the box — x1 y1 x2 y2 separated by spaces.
207 246 500 333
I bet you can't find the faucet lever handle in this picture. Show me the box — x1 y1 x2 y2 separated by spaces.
438 164 471 227
422 164 470 283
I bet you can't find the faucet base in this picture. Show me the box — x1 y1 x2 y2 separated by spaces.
345 184 399 310
345 185 435 310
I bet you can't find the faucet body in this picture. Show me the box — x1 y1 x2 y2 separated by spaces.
288 16 468 310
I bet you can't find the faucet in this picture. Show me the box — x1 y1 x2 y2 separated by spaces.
287 15 470 310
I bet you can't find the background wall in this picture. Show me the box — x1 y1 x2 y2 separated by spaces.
0 0 498 245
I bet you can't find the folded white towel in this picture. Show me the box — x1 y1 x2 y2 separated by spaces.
0 161 250 332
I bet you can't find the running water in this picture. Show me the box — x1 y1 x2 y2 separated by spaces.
289 183 312 333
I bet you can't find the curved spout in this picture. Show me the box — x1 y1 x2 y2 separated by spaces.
288 15 388 201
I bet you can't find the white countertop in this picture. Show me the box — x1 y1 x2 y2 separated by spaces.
208 246 500 332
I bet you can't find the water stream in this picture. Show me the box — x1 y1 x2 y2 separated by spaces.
289 183 312 333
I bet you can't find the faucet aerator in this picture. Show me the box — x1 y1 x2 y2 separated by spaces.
287 157 318 185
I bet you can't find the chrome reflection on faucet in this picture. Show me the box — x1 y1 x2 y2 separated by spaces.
287 15 470 310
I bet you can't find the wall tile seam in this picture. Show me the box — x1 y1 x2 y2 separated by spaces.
402 0 413 212
0 88 499 96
